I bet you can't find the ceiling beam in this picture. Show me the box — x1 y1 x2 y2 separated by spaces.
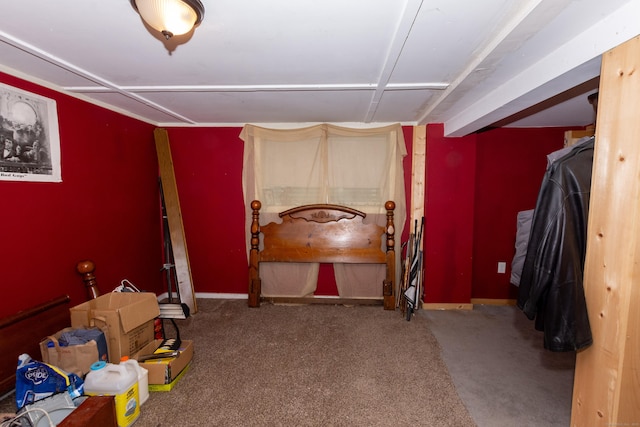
440 0 640 136
415 0 545 127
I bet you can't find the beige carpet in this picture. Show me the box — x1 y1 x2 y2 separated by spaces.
1 299 475 426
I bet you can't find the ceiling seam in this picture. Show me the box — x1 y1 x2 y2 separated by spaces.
0 62 160 126
64 82 449 93
364 0 424 123
0 30 196 124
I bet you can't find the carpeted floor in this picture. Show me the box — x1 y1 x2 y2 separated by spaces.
1 299 476 426
135 299 475 426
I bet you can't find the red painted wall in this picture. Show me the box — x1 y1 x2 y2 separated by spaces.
0 73 162 318
423 124 476 303
161 127 248 294
0 71 577 320
162 126 414 296
471 127 565 300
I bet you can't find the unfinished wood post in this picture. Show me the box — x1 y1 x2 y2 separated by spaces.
410 125 426 223
571 35 640 426
411 125 426 308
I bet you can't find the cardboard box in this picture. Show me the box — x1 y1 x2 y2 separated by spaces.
70 293 160 363
148 363 191 392
132 339 193 386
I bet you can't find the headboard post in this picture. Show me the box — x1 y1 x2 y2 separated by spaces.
77 259 100 299
248 200 262 307
383 201 396 310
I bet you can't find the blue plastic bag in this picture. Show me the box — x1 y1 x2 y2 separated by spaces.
15 353 84 409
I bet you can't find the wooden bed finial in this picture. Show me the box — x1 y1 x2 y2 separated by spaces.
250 200 262 252
77 259 100 300
385 201 396 252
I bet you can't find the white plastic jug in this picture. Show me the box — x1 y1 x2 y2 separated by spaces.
120 356 149 406
84 361 140 427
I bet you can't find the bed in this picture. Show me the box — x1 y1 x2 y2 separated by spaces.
248 200 396 310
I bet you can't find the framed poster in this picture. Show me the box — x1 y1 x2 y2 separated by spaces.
0 82 61 182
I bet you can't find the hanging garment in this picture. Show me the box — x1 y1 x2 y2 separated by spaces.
517 137 594 352
510 209 534 286
511 136 594 287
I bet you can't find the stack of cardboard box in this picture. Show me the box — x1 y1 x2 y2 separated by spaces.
68 292 193 390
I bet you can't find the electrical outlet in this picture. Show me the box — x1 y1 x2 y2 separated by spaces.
497 262 506 274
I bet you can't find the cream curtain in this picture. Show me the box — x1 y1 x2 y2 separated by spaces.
241 123 407 298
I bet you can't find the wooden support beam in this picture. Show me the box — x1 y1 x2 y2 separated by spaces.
410 125 426 308
571 35 640 426
410 125 426 225
408 125 427 309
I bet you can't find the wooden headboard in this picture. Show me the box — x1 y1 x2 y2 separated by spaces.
0 295 71 396
248 200 396 310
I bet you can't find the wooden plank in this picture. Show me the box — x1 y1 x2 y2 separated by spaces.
564 128 594 148
409 125 426 309
469 298 516 306
422 303 473 310
154 128 197 314
571 35 640 426
410 125 426 225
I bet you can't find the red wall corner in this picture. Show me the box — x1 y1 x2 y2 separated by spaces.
423 124 476 304
471 127 565 300
0 72 161 318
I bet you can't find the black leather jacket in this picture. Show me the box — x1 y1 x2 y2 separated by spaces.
517 138 594 352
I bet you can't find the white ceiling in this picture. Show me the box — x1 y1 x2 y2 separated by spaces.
0 0 638 136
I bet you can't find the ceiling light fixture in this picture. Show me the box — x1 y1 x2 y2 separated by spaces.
130 0 204 40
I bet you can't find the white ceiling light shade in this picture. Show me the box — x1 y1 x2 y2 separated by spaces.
131 0 204 40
